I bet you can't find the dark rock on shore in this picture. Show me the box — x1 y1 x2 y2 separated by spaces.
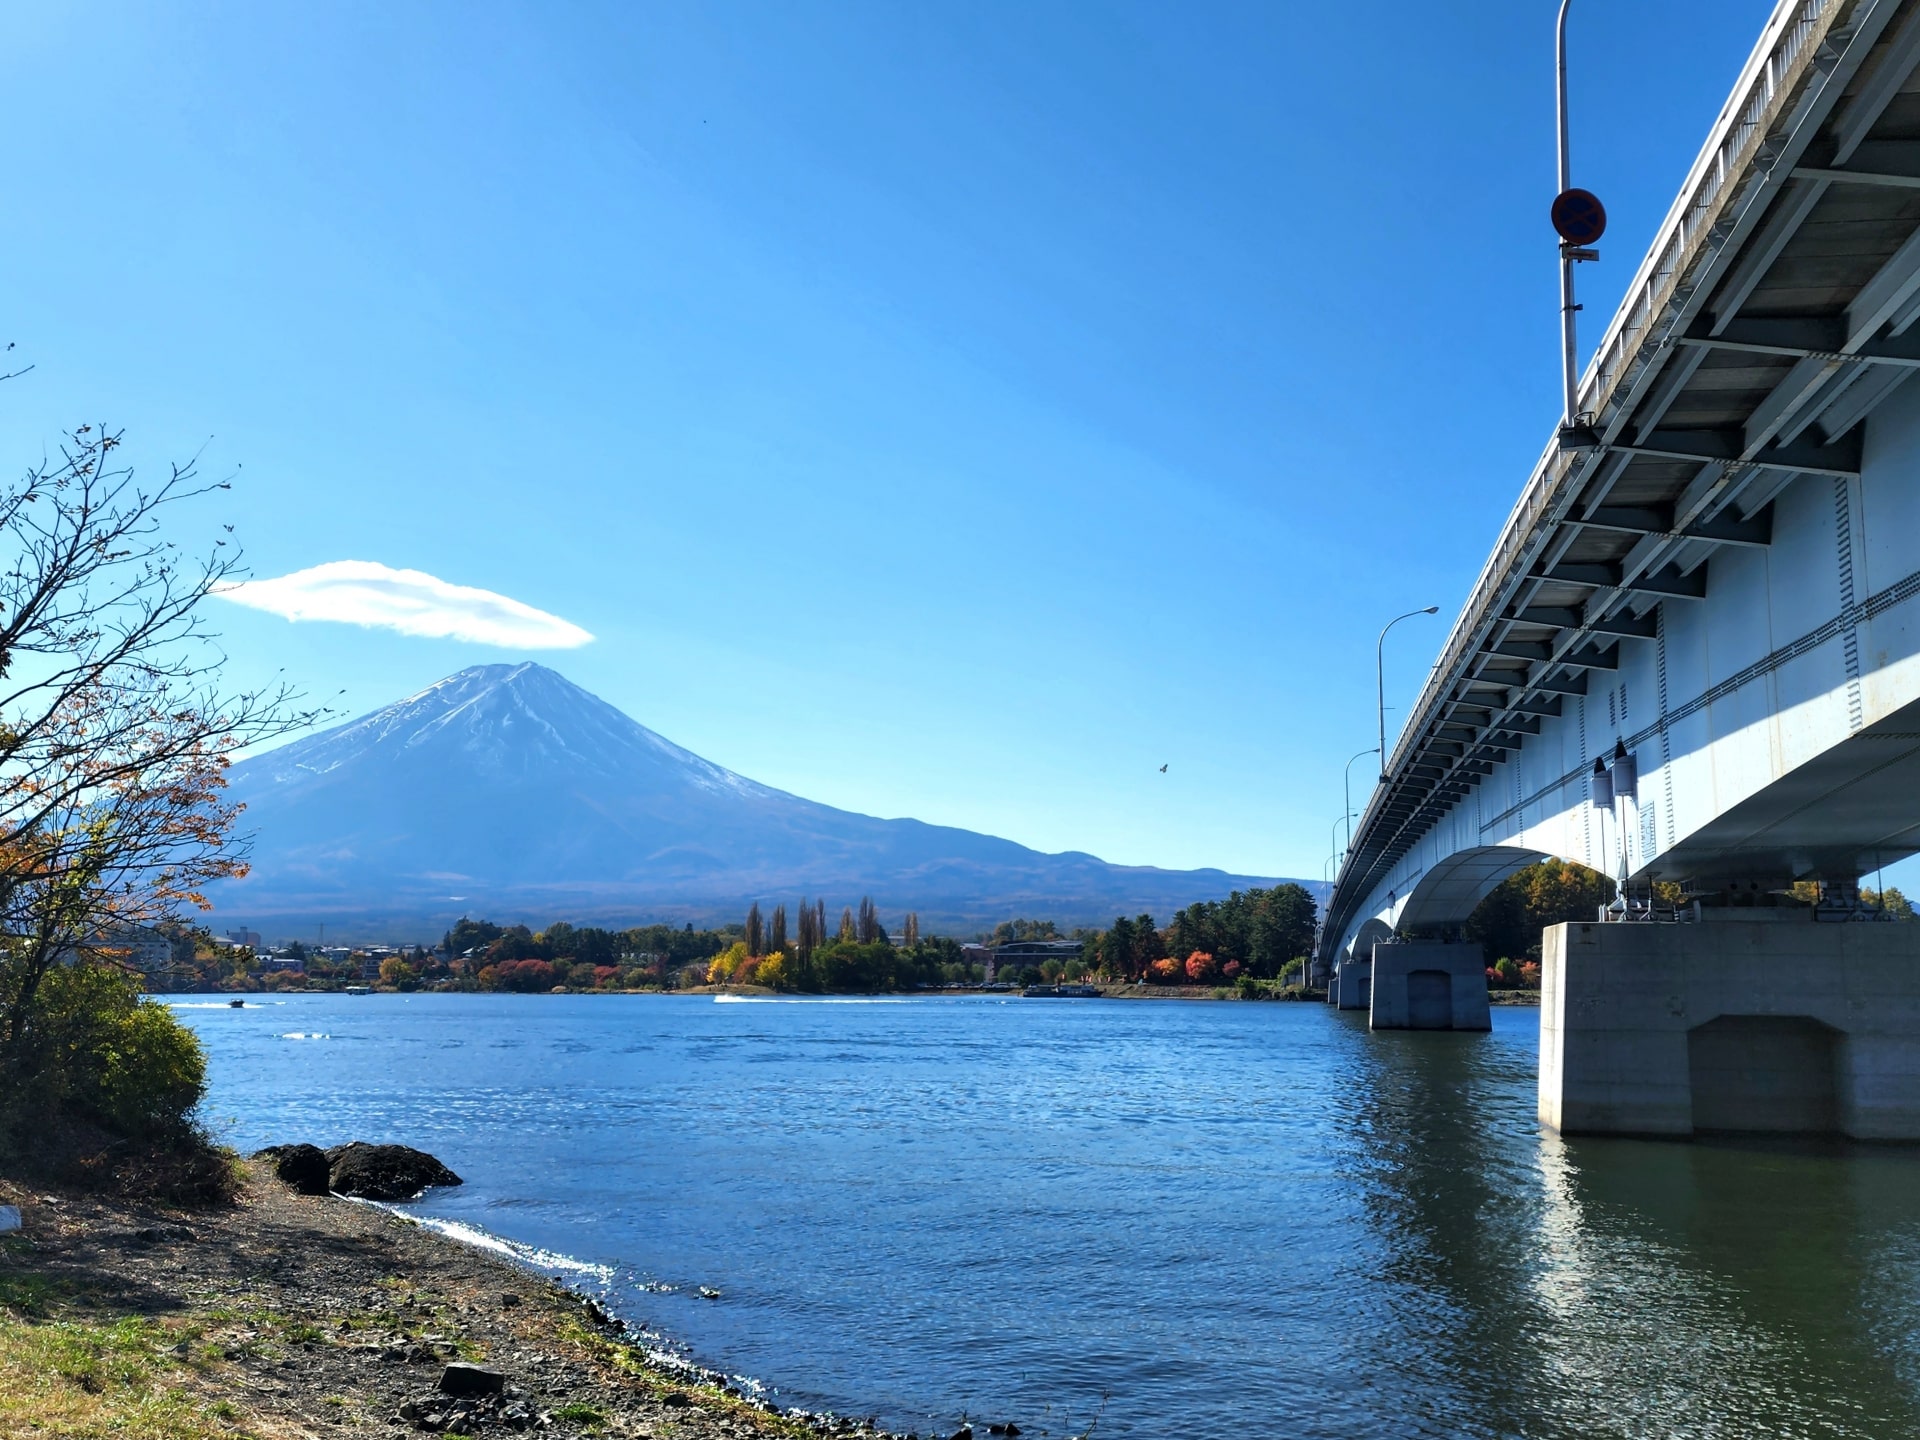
325 1142 463 1200
437 1361 505 1396
252 1143 332 1195
400 1389 536 1433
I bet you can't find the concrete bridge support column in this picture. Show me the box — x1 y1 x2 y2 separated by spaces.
1369 941 1490 1031
1539 915 1920 1138
1333 956 1371 1011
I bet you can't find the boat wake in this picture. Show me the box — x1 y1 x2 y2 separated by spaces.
714 995 909 1005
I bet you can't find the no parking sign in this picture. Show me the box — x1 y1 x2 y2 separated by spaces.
1551 188 1607 247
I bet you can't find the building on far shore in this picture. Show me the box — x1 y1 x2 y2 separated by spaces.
978 938 1084 982
94 926 175 975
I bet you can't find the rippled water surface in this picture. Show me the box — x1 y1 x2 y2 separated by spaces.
174 994 1920 1438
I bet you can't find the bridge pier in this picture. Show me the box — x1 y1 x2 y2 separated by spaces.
1369 941 1490 1031
1539 915 1920 1139
1332 955 1370 1011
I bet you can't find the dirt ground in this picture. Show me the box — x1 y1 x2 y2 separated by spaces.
0 1161 904 1440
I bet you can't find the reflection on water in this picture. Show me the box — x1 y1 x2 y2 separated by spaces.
177 995 1920 1438
1345 1014 1920 1439
1529 1134 1920 1439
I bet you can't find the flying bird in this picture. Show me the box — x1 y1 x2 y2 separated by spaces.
1159 764 1168 773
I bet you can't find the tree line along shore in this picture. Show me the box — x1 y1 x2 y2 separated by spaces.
148 859 1861 1001
149 885 1326 997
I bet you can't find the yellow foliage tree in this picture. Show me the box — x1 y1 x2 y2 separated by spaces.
706 941 749 985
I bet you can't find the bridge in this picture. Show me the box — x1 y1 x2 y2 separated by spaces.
1320 0 1920 1138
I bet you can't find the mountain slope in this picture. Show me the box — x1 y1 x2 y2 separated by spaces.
212 663 1309 939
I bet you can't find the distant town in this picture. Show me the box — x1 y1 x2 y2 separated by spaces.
119 884 1326 997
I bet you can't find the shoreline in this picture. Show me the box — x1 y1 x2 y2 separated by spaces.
168 983 1545 1006
0 1161 916 1440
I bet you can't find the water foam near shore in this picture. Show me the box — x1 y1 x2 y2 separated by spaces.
175 990 1920 1439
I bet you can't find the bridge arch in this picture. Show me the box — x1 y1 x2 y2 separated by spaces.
1393 845 1553 936
1345 916 1395 963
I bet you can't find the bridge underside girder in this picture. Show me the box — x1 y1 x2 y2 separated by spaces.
1324 1 1920 962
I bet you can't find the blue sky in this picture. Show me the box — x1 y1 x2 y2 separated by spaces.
0 0 1793 883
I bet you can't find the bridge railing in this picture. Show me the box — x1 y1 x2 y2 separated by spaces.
1340 0 1849 941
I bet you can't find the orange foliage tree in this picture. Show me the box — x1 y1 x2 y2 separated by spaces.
0 425 312 1062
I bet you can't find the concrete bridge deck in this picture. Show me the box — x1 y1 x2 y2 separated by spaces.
1318 0 1920 1136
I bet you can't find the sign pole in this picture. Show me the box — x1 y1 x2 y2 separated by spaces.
1552 3 1604 449
1556 0 1578 434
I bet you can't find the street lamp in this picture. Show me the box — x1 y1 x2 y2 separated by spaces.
1378 607 1440 783
1342 746 1379 862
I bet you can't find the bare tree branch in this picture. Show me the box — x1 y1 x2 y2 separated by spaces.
0 424 319 1053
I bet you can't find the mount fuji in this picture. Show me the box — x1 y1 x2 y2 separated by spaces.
211 663 1304 939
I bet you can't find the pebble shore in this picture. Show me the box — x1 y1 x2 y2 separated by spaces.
0 1160 922 1440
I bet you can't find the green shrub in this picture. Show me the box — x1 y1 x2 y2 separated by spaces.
4 963 206 1138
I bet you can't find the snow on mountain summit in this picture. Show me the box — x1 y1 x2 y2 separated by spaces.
249 663 779 799
216 664 1294 935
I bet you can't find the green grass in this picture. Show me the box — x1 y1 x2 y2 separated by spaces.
0 1308 241 1440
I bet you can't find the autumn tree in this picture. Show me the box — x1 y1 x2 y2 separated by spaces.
1865 886 1915 920
1465 860 1615 963
1160 886 1317 979
903 912 919 947
0 431 308 1047
0 424 309 1164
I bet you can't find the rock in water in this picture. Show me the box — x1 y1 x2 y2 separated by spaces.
324 1142 463 1200
252 1143 332 1196
437 1362 505 1396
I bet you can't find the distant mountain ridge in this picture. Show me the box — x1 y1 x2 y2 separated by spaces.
212 663 1313 940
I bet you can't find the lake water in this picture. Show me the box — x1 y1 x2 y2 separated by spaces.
173 993 1920 1439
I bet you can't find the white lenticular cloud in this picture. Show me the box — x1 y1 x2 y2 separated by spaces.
215 561 594 649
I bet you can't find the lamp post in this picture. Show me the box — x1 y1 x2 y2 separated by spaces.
1378 607 1440 783
1341 746 1379 864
